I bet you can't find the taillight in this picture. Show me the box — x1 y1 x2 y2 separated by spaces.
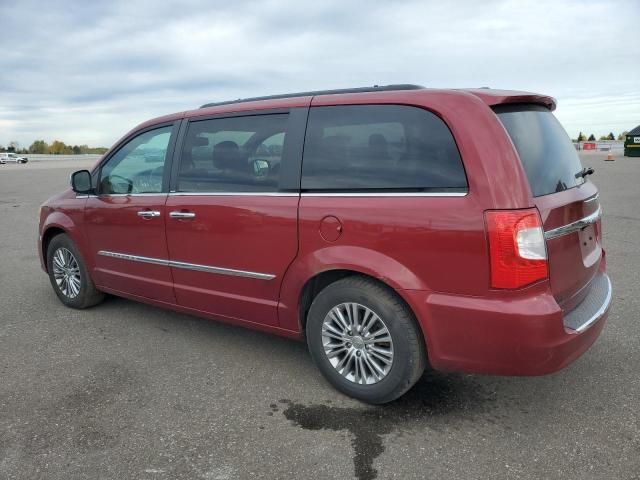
485 209 548 289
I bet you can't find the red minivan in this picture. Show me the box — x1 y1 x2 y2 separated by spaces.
38 85 611 403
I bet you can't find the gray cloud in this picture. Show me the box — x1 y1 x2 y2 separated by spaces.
1 0 638 148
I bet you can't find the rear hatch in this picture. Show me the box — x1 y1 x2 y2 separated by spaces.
494 104 602 311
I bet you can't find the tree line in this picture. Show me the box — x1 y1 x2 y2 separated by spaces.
0 140 108 155
574 131 628 142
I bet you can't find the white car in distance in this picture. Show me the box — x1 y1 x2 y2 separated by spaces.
0 153 29 164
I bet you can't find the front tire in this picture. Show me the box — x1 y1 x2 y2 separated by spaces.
306 276 426 404
46 234 104 309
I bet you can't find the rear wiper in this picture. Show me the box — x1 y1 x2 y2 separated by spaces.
575 167 595 179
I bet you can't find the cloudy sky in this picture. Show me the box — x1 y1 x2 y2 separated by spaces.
1 0 638 148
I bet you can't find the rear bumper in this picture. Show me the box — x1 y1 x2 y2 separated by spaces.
404 271 611 376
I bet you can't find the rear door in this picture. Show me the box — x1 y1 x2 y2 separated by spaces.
164 109 306 326
495 105 602 310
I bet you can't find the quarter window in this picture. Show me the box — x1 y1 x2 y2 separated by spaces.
301 105 467 191
177 114 289 193
99 126 173 194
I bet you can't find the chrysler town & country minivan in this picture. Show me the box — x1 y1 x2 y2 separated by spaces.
38 85 611 403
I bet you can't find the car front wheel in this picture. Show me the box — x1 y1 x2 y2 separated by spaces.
46 233 104 309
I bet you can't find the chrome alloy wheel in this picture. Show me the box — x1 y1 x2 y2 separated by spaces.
52 247 81 298
321 302 394 385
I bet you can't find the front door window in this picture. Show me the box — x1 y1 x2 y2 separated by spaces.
99 126 172 194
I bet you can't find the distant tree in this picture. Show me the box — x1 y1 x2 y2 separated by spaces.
587 134 596 141
14 139 108 155
29 140 49 154
607 132 615 140
576 131 586 142
599 135 608 141
618 131 629 140
49 140 68 155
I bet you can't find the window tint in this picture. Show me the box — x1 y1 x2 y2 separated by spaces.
301 105 467 191
177 114 288 193
495 105 584 197
100 126 172 194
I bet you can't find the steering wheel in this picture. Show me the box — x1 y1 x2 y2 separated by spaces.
132 166 164 193
107 174 133 194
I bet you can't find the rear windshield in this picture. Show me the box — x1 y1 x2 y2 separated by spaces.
494 104 584 197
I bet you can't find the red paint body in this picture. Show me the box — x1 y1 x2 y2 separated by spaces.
38 88 609 375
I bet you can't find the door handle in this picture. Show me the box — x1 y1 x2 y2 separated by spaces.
169 211 196 219
137 210 161 218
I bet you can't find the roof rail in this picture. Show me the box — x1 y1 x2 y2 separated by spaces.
199 84 425 109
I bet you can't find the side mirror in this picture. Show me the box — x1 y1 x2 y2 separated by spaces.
70 169 92 194
252 159 270 177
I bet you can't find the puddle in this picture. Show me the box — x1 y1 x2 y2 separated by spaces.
275 371 497 480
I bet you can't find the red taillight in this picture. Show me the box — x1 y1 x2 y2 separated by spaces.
485 209 548 289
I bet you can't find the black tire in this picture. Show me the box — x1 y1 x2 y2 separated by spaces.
46 233 104 309
306 276 426 404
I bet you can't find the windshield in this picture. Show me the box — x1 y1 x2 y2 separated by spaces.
494 104 584 197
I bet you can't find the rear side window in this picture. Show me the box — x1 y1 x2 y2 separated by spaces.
177 114 288 193
301 105 467 192
494 104 585 197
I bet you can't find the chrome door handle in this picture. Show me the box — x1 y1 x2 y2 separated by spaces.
137 210 161 218
169 211 196 219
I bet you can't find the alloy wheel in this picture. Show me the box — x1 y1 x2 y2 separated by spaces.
52 247 81 298
321 302 394 385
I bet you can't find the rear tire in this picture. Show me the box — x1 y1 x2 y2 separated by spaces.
46 234 104 309
306 276 426 404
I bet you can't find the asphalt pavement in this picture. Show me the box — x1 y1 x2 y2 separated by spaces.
0 151 638 480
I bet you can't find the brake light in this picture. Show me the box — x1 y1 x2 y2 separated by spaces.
485 209 548 289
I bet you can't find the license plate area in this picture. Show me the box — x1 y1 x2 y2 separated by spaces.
578 224 600 267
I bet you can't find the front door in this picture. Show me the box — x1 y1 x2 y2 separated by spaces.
165 112 301 326
85 124 178 303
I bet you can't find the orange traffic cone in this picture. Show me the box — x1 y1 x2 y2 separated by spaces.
605 152 614 161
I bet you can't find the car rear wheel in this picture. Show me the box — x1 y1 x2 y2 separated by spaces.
306 276 426 404
46 234 104 309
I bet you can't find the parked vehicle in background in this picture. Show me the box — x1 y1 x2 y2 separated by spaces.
0 153 29 163
624 125 640 157
38 84 611 404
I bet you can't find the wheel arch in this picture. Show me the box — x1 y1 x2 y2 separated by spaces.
40 226 68 273
278 245 431 333
296 269 427 348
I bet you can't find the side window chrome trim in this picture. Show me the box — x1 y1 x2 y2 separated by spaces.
81 193 168 198
300 191 468 197
168 192 299 197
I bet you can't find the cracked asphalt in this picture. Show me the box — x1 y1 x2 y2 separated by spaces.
0 151 638 479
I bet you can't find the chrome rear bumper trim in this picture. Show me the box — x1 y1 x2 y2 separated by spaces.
564 273 612 333
97 250 275 280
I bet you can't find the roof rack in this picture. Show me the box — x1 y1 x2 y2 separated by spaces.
199 84 425 109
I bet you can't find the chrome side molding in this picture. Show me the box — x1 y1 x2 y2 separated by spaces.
544 206 602 240
97 250 275 280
